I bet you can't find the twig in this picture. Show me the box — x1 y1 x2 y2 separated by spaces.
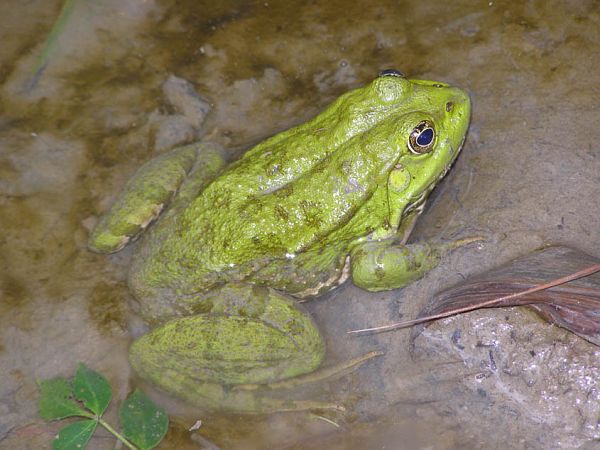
310 414 341 428
348 263 600 335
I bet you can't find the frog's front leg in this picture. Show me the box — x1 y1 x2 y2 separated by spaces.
350 237 482 292
88 142 226 253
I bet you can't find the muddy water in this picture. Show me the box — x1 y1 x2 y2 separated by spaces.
1 1 599 448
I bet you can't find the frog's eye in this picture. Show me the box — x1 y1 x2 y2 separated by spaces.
378 69 405 78
408 120 436 154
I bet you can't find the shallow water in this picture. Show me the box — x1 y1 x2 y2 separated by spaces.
1 0 599 448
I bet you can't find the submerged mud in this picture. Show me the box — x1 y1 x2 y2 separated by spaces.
1 1 599 448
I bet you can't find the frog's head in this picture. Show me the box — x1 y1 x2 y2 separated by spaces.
361 70 472 221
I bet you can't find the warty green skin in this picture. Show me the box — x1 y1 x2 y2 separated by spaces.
89 74 471 412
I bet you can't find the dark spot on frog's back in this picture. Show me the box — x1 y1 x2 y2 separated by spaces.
274 205 289 221
252 232 286 253
274 185 294 198
299 200 323 227
340 159 352 175
238 196 264 219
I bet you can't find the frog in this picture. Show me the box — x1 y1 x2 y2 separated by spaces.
88 69 472 413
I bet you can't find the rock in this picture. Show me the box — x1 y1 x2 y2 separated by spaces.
150 113 198 152
162 75 211 128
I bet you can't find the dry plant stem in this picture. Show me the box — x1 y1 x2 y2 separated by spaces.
348 263 600 335
310 414 341 428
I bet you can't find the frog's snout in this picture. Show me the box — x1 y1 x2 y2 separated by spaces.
448 88 471 115
444 88 471 133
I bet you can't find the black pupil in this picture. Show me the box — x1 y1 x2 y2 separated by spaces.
417 128 434 146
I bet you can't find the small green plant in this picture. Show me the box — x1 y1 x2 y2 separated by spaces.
38 363 168 450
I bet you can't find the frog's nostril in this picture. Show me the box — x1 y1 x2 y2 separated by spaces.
446 102 454 112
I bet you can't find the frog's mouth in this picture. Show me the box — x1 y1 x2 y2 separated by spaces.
402 184 433 217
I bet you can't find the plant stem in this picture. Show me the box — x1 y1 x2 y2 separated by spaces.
79 411 97 420
98 418 138 450
26 0 78 90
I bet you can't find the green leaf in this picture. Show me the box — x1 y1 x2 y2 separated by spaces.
73 363 112 416
38 378 90 421
52 419 97 450
120 389 168 450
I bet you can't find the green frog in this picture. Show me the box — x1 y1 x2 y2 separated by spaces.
89 70 472 412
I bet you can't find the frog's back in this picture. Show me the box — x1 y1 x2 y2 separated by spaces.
183 120 400 264
130 80 406 294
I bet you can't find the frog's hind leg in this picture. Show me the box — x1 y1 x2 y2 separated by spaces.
88 142 226 253
151 350 381 413
129 283 381 413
